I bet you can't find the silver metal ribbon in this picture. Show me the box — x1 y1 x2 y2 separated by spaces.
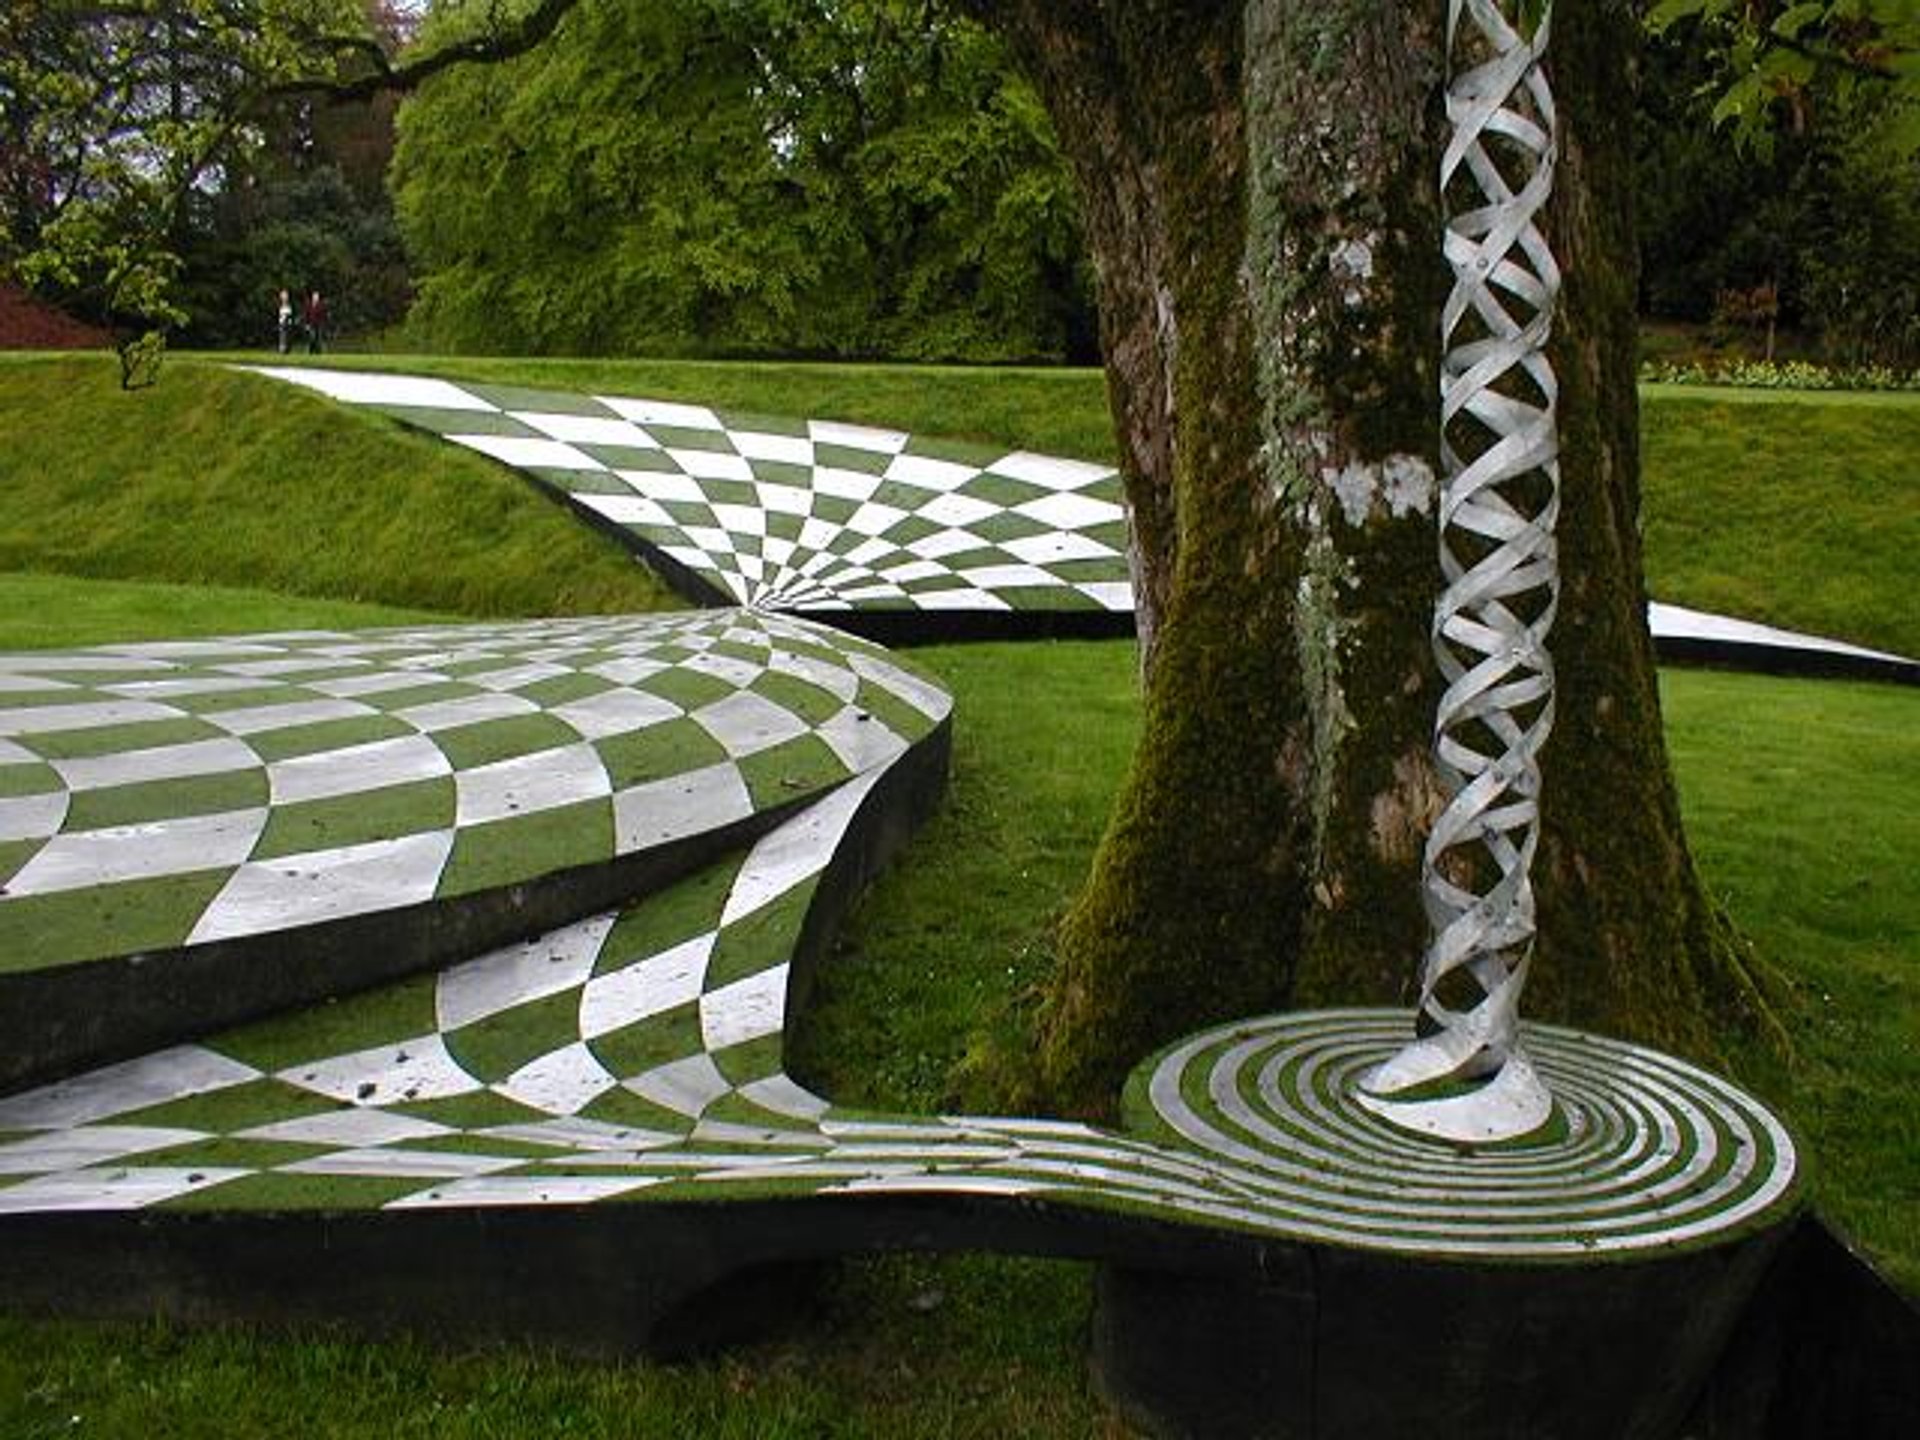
1360 0 1560 1143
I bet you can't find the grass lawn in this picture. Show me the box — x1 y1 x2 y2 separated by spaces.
1639 387 1920 660
0 354 1914 1434
213 350 1122 466
1664 670 1920 1288
0 1255 1109 1439
0 572 456 648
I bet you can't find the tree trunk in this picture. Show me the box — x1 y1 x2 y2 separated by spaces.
975 0 1768 1112
1522 0 1773 1056
980 0 1316 1105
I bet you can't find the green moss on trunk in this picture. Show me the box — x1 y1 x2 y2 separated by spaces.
1015 1 1317 1110
1243 2 1451 1011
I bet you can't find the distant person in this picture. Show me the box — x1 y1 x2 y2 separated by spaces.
275 289 294 354
304 290 329 354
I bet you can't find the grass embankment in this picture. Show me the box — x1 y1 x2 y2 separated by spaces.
229 353 1920 660
0 354 676 620
1639 386 1920 660
211 350 1122 466
5 353 1916 661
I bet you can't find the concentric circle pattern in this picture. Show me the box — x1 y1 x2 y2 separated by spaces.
1139 1009 1798 1257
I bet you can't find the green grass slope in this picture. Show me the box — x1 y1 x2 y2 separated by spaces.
0 572 454 648
0 355 677 619
1641 387 1920 660
251 355 1920 659
235 351 1120 466
1665 671 1920 1289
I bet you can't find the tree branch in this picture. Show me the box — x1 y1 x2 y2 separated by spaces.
271 0 591 103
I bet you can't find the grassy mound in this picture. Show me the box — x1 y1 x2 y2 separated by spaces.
0 355 676 620
6 354 1914 658
1641 387 1920 660
233 354 1920 659
233 351 1120 464
0 572 453 648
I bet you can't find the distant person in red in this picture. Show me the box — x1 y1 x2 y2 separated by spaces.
304 291 329 354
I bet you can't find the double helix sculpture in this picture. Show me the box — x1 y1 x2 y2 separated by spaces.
1361 0 1561 1143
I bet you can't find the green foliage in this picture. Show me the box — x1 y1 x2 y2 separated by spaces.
173 89 413 346
1637 19 1920 366
1796 116 1920 364
0 0 389 370
1664 669 1920 1296
1647 0 1920 157
390 0 1093 362
1642 356 1920 387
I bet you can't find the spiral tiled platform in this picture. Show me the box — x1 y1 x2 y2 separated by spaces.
1130 1012 1797 1255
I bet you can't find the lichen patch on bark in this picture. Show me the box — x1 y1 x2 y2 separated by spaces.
1329 233 1378 305
1325 452 1436 526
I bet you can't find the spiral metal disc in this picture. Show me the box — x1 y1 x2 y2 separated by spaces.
1139 1009 1798 1258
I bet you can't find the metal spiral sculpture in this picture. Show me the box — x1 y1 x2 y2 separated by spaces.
1360 0 1561 1143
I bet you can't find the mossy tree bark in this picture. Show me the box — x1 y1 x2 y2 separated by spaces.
972 0 1767 1112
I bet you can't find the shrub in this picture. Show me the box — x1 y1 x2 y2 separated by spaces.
1639 358 1920 391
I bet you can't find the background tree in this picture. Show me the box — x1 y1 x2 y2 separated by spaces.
0 0 580 379
390 0 1093 361
0 0 379 379
1637 34 1817 330
1647 0 1920 156
172 8 415 347
1639 3 1920 367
